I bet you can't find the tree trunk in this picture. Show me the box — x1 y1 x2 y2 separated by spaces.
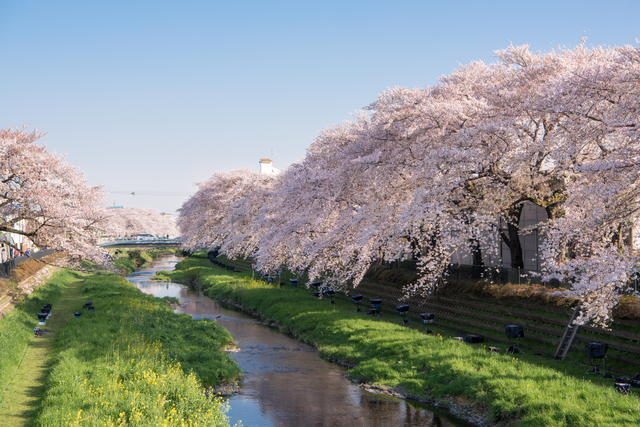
471 239 484 279
500 203 525 269
545 203 561 221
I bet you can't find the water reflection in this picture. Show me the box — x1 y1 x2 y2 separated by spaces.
130 258 473 427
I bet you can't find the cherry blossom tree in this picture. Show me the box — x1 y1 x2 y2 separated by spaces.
362 43 640 326
0 127 109 261
444 43 640 325
217 175 280 260
104 206 179 238
530 44 640 325
177 169 276 253
252 114 382 282
178 42 640 325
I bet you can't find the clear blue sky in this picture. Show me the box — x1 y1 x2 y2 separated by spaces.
1 0 638 214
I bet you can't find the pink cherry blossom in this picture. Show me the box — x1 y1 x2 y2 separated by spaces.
178 42 640 325
0 127 109 262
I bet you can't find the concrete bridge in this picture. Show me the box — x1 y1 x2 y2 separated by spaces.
99 238 181 249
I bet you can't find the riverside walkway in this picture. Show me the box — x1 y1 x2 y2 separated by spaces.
0 273 84 426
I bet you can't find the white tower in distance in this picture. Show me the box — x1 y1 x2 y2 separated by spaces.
259 159 281 175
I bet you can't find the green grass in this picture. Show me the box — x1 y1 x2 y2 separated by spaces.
112 258 137 274
0 270 77 392
111 249 177 275
0 270 84 427
157 256 640 427
5 269 241 427
51 274 241 387
36 336 233 426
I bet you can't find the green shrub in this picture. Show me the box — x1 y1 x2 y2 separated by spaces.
127 249 153 267
113 258 136 274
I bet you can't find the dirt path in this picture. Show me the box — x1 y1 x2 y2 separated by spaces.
0 275 84 427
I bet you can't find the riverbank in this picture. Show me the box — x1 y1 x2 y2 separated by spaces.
0 265 241 426
155 255 640 427
111 247 178 274
0 270 74 414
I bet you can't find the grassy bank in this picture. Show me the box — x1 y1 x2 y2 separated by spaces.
34 272 242 426
1 266 242 426
156 255 640 427
56 274 241 385
0 270 75 395
112 248 177 274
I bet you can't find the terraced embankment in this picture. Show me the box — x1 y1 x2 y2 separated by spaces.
0 254 63 319
218 255 640 376
342 281 640 375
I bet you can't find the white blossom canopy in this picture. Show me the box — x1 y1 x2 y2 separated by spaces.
177 169 276 253
178 42 640 325
0 127 109 261
103 206 179 238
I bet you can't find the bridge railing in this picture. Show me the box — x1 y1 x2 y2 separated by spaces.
99 238 181 247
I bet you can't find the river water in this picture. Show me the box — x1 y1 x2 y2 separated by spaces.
126 257 473 427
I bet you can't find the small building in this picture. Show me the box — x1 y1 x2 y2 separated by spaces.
1 205 35 255
259 159 281 175
450 201 547 271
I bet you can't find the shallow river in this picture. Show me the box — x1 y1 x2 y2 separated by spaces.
126 257 473 427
